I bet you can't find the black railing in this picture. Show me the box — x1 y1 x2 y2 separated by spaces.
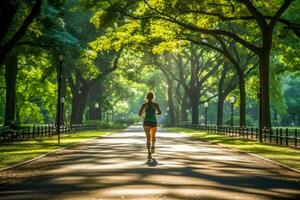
176 124 300 148
0 124 98 144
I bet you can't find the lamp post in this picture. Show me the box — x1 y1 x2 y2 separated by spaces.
166 107 169 125
186 109 189 124
95 103 99 120
61 97 65 125
230 96 235 127
86 106 90 121
204 102 208 127
56 53 63 145
257 87 262 143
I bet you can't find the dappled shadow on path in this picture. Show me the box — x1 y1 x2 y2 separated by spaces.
0 126 300 200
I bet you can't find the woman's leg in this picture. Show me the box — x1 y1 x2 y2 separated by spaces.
143 126 151 158
150 126 157 146
150 126 157 154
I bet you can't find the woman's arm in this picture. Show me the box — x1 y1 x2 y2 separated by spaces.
138 104 145 116
156 103 162 115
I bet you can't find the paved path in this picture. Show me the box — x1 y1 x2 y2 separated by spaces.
0 126 300 200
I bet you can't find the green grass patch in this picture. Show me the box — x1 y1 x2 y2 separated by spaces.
167 127 300 171
0 129 119 169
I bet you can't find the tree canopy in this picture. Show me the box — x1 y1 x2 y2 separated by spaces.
0 0 299 128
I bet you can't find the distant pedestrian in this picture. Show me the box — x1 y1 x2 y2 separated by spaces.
139 92 162 159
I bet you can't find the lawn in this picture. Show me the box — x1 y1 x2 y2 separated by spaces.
167 127 300 171
0 129 119 169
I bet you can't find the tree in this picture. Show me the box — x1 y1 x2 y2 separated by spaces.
134 0 296 128
0 0 42 65
4 53 17 125
66 48 124 124
2 0 77 125
152 55 176 126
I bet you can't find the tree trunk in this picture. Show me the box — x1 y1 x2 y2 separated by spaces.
0 2 19 44
190 51 199 125
88 106 101 120
16 108 20 124
259 31 272 128
175 82 181 122
86 80 102 121
181 92 188 122
167 78 175 126
191 93 199 125
239 77 246 127
70 89 89 124
99 109 102 121
175 107 179 123
0 0 42 66
4 53 17 126
217 94 224 127
221 40 247 128
106 112 109 123
217 66 227 127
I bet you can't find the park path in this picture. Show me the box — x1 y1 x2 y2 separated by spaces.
0 125 300 200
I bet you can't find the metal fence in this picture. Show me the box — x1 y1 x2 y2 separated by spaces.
0 124 98 144
176 124 300 148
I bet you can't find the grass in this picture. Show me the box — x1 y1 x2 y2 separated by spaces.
167 127 300 171
0 129 119 169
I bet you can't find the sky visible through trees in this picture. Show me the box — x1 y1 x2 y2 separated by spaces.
0 0 300 128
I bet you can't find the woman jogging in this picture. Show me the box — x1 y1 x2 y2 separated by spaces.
139 92 162 159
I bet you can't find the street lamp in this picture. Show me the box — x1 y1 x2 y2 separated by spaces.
186 109 189 123
204 102 208 127
257 87 262 143
94 103 99 121
56 53 63 145
61 97 65 125
230 96 235 127
166 107 170 125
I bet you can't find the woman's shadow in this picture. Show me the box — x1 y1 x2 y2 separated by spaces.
145 157 158 167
